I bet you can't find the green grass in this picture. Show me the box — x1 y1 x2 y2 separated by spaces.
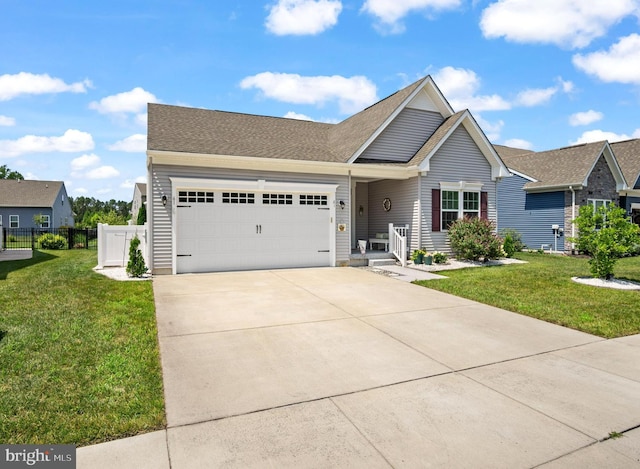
0 250 165 446
415 252 640 339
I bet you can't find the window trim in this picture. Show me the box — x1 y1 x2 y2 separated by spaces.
9 215 19 228
40 214 50 229
440 188 482 231
588 199 611 213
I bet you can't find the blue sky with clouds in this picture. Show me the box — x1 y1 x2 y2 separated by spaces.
1 0 639 201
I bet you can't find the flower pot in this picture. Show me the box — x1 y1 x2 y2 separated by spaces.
414 253 424 264
424 255 433 265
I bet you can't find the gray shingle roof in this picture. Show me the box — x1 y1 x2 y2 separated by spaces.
493 144 534 159
0 180 63 207
147 77 429 164
611 139 640 187
497 141 609 189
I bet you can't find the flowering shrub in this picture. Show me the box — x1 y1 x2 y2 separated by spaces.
38 233 66 250
433 251 447 264
447 216 503 261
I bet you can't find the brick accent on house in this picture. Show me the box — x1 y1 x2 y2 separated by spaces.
564 155 620 251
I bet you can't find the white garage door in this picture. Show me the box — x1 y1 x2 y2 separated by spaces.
175 187 334 273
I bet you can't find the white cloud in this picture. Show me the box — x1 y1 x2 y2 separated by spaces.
85 166 120 180
0 72 91 101
71 153 100 172
107 134 147 152
569 110 603 126
74 187 88 195
266 0 342 35
89 87 158 114
474 114 504 141
96 187 112 195
0 115 15 126
503 138 534 150
570 128 640 145
362 0 462 34
240 72 378 114
0 129 94 157
432 66 511 111
515 87 557 107
284 111 314 121
120 176 146 189
480 0 639 49
135 113 148 127
573 34 640 84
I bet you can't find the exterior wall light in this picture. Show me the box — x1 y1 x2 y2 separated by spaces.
162 195 168 206
339 200 345 210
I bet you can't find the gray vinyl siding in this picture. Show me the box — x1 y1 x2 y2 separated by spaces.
359 109 444 163
498 174 564 250
368 178 419 253
0 188 73 229
421 126 496 253
149 164 350 273
354 183 369 244
51 185 74 227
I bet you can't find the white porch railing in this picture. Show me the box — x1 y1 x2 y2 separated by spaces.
388 223 409 267
97 223 148 269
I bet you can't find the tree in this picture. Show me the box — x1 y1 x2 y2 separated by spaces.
70 196 132 228
136 206 147 225
0 165 24 180
571 204 640 279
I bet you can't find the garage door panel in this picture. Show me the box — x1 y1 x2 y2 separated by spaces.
176 188 333 273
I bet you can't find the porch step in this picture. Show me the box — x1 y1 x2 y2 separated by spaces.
369 258 397 267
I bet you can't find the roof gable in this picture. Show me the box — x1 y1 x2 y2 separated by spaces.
499 141 627 191
610 138 640 188
0 180 64 207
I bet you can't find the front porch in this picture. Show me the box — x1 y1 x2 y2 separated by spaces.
349 248 397 267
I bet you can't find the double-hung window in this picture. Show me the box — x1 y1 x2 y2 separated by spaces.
588 199 610 214
40 215 50 229
435 183 485 231
9 215 19 228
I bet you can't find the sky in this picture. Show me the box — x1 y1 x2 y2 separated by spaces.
1 0 639 202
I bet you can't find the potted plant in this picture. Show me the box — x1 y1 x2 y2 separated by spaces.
411 249 426 264
433 251 447 264
424 251 433 265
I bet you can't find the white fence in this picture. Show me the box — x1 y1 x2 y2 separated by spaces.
97 223 148 269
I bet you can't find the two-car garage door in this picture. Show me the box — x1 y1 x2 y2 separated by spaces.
174 179 336 273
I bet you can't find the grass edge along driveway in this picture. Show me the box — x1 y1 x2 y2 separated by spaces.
415 252 640 339
0 249 165 446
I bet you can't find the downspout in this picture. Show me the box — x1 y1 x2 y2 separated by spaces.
348 170 352 252
417 173 422 249
569 186 575 252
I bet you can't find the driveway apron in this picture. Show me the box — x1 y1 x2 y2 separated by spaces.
147 267 640 468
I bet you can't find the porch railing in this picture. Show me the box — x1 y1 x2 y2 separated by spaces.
388 223 409 267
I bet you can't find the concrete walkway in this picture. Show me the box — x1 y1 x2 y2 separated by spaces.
78 267 640 468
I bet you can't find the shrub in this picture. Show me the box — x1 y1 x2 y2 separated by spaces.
136 206 147 225
38 233 66 250
448 216 503 261
126 235 148 278
433 251 447 264
499 228 526 252
502 234 516 258
570 204 640 279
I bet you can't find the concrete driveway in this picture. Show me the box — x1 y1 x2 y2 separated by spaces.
79 267 640 468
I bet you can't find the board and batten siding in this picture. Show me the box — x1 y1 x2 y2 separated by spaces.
497 173 565 250
368 177 419 253
149 163 350 273
420 126 496 253
359 109 444 163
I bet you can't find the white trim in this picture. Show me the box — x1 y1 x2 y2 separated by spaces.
508 169 537 182
631 203 640 210
439 181 483 191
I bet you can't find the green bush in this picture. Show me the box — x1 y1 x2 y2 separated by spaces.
502 234 516 258
571 204 640 279
126 235 148 278
499 228 526 252
38 233 66 250
448 216 503 261
433 251 447 264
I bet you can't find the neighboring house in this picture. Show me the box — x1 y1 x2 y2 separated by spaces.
146 76 510 274
131 182 147 224
610 139 640 224
0 180 74 230
496 141 632 251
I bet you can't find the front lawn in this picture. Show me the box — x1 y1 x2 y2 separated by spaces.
415 252 640 338
0 250 165 446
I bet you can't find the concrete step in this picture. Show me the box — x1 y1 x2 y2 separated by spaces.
369 258 397 267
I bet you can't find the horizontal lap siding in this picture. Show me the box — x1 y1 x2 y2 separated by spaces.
421 126 496 253
149 164 349 273
359 109 444 163
497 174 564 249
368 178 419 252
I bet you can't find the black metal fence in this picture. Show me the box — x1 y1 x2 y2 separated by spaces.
2 227 98 250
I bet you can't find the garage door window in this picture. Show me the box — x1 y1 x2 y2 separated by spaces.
179 191 214 203
222 192 255 204
300 194 327 206
263 193 293 205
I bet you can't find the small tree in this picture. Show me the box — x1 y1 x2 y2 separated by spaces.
571 204 640 279
126 235 148 278
136 206 147 225
448 216 503 261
